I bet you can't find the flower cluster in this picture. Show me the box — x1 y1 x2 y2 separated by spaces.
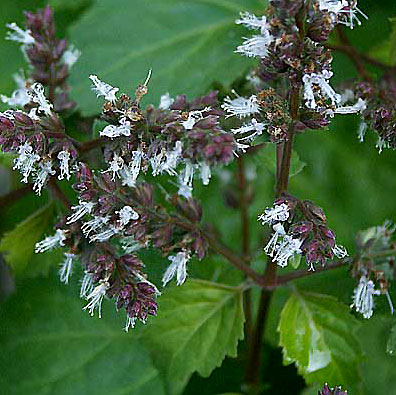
3 5 79 112
229 1 368 139
353 75 396 152
349 221 395 319
92 74 235 198
258 196 347 270
0 84 77 194
34 160 209 329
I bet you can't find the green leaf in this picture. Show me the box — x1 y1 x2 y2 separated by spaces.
278 290 362 388
142 279 245 395
68 0 267 115
386 320 396 357
0 276 165 395
0 203 55 275
369 17 396 66
0 152 14 168
254 144 306 178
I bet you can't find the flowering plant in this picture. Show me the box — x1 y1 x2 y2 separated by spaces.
0 1 396 394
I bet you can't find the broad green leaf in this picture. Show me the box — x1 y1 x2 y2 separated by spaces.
68 0 267 115
142 279 245 395
0 276 165 395
0 203 55 275
253 144 306 179
278 290 362 389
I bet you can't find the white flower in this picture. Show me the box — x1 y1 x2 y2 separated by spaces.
159 93 174 110
120 150 143 187
89 75 119 102
89 226 119 243
61 45 81 68
117 205 139 227
81 216 110 237
6 23 35 45
258 203 290 225
102 154 124 180
33 160 55 195
162 250 191 287
27 83 53 115
351 276 380 319
332 98 367 115
121 237 147 253
57 150 71 180
182 107 211 130
273 235 303 267
100 117 131 138
222 93 260 118
236 12 269 33
332 244 348 259
199 161 211 186
1 71 31 108
178 162 194 198
35 229 67 253
124 316 137 332
83 279 109 318
80 272 94 298
232 118 265 143
358 121 367 143
236 35 272 58
13 143 40 183
319 0 368 29
264 223 286 257
162 141 183 176
303 70 341 110
376 137 389 154
66 200 95 224
59 253 76 284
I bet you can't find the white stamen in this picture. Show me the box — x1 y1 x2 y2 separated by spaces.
27 83 53 115
102 154 124 180
62 45 81 68
13 143 40 183
35 229 67 253
33 160 55 196
159 93 174 110
222 93 260 118
58 150 71 181
59 253 76 284
100 117 131 138
182 107 211 130
258 203 290 225
117 206 139 227
89 75 119 103
6 23 35 45
332 244 348 259
351 276 380 319
83 279 109 318
199 162 211 186
66 200 95 224
162 250 191 287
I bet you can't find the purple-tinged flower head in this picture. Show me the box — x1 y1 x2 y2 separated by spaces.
3 5 79 112
319 383 348 395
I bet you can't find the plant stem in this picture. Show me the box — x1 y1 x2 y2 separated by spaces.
237 156 253 336
0 185 32 209
246 80 301 392
48 178 71 209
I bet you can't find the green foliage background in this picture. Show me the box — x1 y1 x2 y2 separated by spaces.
1 0 396 394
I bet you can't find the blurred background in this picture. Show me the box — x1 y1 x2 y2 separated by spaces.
1 0 396 394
